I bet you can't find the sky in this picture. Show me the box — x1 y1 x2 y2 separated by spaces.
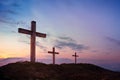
0 0 120 71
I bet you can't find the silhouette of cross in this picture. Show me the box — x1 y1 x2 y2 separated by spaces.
72 52 79 64
48 47 59 64
18 21 46 62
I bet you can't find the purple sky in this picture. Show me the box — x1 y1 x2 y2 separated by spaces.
0 0 120 71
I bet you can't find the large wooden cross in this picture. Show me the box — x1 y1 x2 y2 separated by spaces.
48 47 59 64
72 52 79 64
18 21 46 62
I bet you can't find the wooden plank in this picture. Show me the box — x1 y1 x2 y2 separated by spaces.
18 28 32 35
36 32 46 38
48 51 59 54
48 51 53 53
55 52 59 54
18 28 46 38
72 55 79 57
30 22 36 63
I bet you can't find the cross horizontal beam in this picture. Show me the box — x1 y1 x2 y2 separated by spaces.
18 28 31 35
36 32 46 38
48 51 59 54
18 28 46 38
72 55 79 57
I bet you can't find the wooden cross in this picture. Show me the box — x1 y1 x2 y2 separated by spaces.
48 47 59 64
18 21 46 62
72 52 79 64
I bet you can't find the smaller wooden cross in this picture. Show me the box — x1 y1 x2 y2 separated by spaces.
48 47 59 64
72 52 79 64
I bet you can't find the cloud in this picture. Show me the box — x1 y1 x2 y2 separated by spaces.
44 35 89 51
1 57 120 71
0 18 18 24
11 2 20 7
0 0 20 7
18 36 47 51
0 0 20 24
0 0 19 14
77 58 120 71
54 36 89 51
18 33 88 52
58 36 76 42
56 58 73 64
0 57 27 66
36 41 47 51
11 30 17 33
0 57 72 66
19 40 30 45
106 37 120 46
91 50 99 53
0 9 18 15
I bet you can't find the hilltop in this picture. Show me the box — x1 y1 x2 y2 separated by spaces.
0 62 120 80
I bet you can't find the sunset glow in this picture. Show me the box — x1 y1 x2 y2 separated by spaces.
0 0 120 71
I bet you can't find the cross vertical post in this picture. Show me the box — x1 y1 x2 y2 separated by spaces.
48 47 59 65
53 47 55 64
31 21 36 62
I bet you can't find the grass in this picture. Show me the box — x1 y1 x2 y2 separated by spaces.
0 61 120 80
